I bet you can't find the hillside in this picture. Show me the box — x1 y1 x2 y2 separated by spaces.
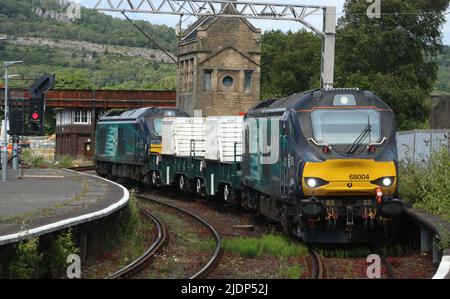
0 0 177 90
0 0 448 93
0 0 177 51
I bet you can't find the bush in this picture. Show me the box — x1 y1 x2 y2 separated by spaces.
398 148 450 220
20 149 32 164
117 190 141 239
9 237 42 279
42 229 79 278
52 155 74 168
31 155 46 168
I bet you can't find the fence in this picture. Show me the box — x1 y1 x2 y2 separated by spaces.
396 130 449 163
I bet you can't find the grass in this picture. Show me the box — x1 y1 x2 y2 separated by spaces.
196 234 308 259
279 264 305 279
316 247 372 259
315 241 415 259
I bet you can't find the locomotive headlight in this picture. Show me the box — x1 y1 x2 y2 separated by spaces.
307 178 317 188
333 94 356 106
304 177 329 188
371 176 395 187
382 177 392 187
340 96 349 105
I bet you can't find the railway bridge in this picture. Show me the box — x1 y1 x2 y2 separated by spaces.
0 88 176 159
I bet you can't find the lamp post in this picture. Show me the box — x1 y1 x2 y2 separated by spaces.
2 61 23 182
7 74 20 171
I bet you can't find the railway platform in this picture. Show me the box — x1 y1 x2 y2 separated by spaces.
0 168 129 246
404 207 450 279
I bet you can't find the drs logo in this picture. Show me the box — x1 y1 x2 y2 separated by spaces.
349 174 370 180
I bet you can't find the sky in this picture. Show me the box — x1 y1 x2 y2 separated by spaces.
80 0 450 44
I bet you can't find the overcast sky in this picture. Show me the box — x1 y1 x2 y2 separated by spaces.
80 0 449 44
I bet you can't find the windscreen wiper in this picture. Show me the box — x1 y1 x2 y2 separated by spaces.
346 123 372 154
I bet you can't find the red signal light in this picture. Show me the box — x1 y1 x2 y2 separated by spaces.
32 112 39 120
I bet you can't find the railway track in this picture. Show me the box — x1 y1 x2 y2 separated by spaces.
106 208 168 279
71 167 403 279
70 167 222 279
136 193 223 279
378 253 398 279
308 250 326 279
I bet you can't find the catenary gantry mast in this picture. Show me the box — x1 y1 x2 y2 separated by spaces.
94 0 336 89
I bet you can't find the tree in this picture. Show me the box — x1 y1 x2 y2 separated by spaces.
261 30 321 100
44 109 56 136
335 0 449 130
54 71 96 89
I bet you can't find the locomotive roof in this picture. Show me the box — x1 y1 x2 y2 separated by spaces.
246 88 392 117
98 107 186 123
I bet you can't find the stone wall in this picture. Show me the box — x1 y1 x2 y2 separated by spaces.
177 16 261 116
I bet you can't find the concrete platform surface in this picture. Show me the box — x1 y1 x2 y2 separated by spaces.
0 168 128 246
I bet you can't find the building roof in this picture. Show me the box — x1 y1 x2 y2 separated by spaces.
181 13 260 43
98 107 186 123
181 16 214 41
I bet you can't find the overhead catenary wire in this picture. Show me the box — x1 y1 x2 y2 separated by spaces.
299 10 450 16
121 12 178 64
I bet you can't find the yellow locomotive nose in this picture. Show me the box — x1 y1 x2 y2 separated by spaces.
302 159 397 196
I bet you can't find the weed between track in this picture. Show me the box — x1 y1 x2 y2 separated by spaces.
312 241 417 259
196 233 308 259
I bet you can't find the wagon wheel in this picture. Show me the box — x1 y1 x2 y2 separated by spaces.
222 184 231 202
178 175 186 192
151 170 158 186
196 177 204 195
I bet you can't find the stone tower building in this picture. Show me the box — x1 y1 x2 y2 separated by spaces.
177 12 261 116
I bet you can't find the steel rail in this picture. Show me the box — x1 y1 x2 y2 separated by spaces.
378 253 398 279
308 250 326 279
136 193 223 279
106 208 168 279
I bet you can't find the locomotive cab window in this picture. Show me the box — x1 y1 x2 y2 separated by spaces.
146 118 163 137
153 118 163 136
310 109 381 145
